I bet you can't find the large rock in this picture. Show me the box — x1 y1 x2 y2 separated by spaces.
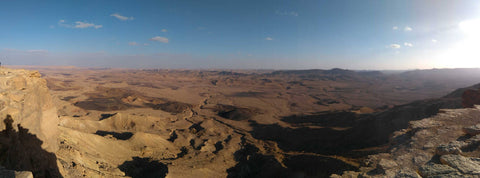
440 154 480 175
0 68 59 152
418 163 458 177
463 124 480 136
436 141 465 155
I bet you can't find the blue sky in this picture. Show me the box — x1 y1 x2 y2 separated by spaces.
1 0 480 69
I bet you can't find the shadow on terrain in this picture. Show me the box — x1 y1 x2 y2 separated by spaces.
147 101 192 114
281 111 359 128
226 142 291 178
118 157 168 178
226 139 356 178
99 113 116 121
94 130 133 140
283 155 358 177
75 98 134 111
214 105 259 121
0 115 62 178
252 97 463 156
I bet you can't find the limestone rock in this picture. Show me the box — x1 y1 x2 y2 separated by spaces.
394 169 422 178
418 163 458 177
463 124 480 136
0 68 59 152
377 159 398 171
440 154 480 175
436 141 466 155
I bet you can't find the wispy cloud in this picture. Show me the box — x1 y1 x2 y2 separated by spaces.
392 26 398 30
58 20 102 29
404 26 413 32
389 44 401 49
110 13 134 21
404 42 413 47
275 10 299 17
150 36 169 43
75 21 102 29
161 29 167 32
265 37 273 41
432 39 438 43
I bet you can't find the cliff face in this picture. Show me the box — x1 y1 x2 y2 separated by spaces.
333 107 480 177
0 68 59 152
0 68 61 177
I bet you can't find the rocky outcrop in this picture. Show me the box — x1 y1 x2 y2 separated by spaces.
333 106 480 177
0 68 59 152
0 68 61 177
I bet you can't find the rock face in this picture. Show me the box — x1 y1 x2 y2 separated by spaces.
334 107 480 177
0 68 59 152
0 68 61 177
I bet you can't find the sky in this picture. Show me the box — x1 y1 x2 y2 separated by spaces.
1 0 480 70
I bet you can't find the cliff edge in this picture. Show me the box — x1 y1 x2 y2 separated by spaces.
333 106 480 177
0 68 61 177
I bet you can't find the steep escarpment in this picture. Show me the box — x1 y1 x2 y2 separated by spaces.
334 106 480 177
0 68 61 177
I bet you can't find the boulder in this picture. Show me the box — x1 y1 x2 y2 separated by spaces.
440 154 480 175
463 124 480 136
377 159 398 171
418 163 458 177
436 141 466 155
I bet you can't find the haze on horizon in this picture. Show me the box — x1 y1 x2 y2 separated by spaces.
1 0 480 70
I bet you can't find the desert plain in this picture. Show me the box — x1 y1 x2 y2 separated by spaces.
3 66 480 177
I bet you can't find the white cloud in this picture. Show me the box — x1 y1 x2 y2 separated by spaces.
162 29 167 32
58 20 102 29
110 13 134 21
432 39 438 43
404 26 413 31
390 44 401 49
75 21 102 29
150 36 169 43
392 26 398 30
265 37 273 41
404 42 413 47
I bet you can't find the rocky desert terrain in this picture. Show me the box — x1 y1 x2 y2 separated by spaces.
2 66 480 177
